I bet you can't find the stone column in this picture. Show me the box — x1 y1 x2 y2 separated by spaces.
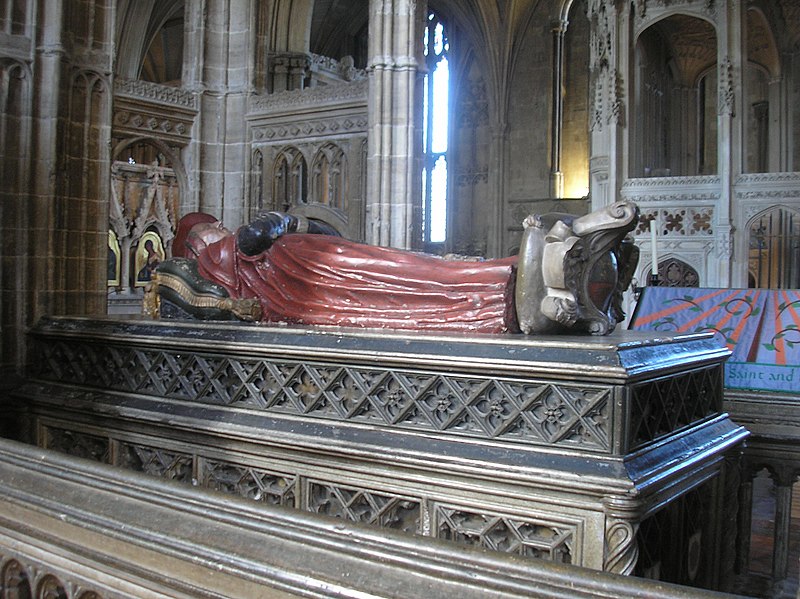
715 1 745 288
192 0 252 229
768 76 787 172
365 0 422 249
486 123 508 257
771 472 795 581
180 0 206 213
0 51 34 378
46 0 114 318
736 473 754 575
588 0 626 211
550 19 567 198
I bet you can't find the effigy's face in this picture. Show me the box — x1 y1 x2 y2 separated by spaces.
186 222 232 256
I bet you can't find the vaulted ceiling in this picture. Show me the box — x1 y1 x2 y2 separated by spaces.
117 0 798 89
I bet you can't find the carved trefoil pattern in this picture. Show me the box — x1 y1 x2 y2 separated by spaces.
33 340 614 451
43 428 109 463
201 460 296 507
118 442 193 483
435 505 575 562
306 481 421 534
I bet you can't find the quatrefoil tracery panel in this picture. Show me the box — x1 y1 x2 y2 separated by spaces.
35 340 613 451
435 506 575 562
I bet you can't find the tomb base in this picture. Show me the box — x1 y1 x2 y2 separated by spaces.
12 316 748 592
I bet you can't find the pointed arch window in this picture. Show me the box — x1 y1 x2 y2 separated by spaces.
422 11 449 248
312 143 347 210
273 148 307 211
748 207 800 289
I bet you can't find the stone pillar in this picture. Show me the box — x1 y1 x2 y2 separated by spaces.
736 473 754 575
37 0 113 319
588 0 626 212
772 473 794 581
550 19 567 199
180 0 206 213
366 0 422 249
715 1 744 288
487 124 508 257
192 0 252 229
768 76 787 172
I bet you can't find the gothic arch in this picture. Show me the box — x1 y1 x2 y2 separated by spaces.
109 137 183 291
744 7 783 173
631 14 718 177
651 256 700 288
63 68 111 226
637 253 698 288
272 146 308 211
270 0 314 52
115 0 185 80
746 205 800 289
112 135 189 210
69 69 111 113
431 0 542 121
251 148 265 215
36 574 68 599
311 142 347 210
746 205 800 238
0 59 32 193
1 559 32 596
747 6 781 78
309 0 369 65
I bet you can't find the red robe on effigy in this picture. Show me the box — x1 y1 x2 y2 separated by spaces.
196 234 519 333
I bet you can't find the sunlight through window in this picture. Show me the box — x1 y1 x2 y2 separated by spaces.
422 12 449 246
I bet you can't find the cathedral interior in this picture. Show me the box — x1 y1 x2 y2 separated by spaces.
1 0 800 598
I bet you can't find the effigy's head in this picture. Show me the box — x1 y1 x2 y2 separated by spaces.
172 212 220 258
186 221 232 256
515 201 640 335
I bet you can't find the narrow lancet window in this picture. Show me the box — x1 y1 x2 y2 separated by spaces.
422 11 449 247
